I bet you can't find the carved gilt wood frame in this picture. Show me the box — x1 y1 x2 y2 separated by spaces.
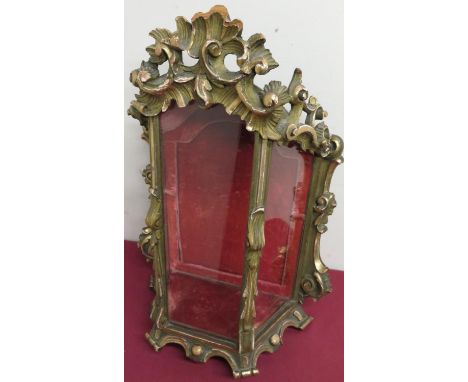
128 5 343 378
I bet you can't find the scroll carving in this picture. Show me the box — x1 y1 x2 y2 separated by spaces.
138 187 162 261
300 155 342 300
314 191 337 235
128 5 342 160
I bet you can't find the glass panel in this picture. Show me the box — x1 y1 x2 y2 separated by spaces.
257 144 313 299
161 102 252 339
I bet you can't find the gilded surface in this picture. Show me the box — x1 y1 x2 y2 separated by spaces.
128 5 342 159
128 5 343 378
239 137 270 356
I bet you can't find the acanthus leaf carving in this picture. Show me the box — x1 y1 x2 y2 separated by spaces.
240 33 278 75
194 74 213 105
129 5 343 154
129 5 343 162
247 207 265 251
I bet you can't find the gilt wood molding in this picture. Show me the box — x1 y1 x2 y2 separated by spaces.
128 5 343 159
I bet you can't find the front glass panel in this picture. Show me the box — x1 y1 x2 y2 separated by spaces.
161 102 251 339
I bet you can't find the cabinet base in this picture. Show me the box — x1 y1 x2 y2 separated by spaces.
145 301 312 378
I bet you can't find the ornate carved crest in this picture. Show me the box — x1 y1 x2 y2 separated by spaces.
128 5 343 159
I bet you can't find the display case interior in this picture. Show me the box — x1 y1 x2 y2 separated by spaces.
161 102 313 339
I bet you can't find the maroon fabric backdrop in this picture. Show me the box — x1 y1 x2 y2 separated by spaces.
124 240 343 381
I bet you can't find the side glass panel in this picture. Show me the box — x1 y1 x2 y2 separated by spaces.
258 144 313 297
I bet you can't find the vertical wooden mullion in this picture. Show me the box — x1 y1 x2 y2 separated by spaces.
147 115 169 327
238 133 272 356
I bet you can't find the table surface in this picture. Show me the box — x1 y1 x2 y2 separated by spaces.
124 240 343 382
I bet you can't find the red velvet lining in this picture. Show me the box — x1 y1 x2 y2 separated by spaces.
168 272 286 339
162 103 253 280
